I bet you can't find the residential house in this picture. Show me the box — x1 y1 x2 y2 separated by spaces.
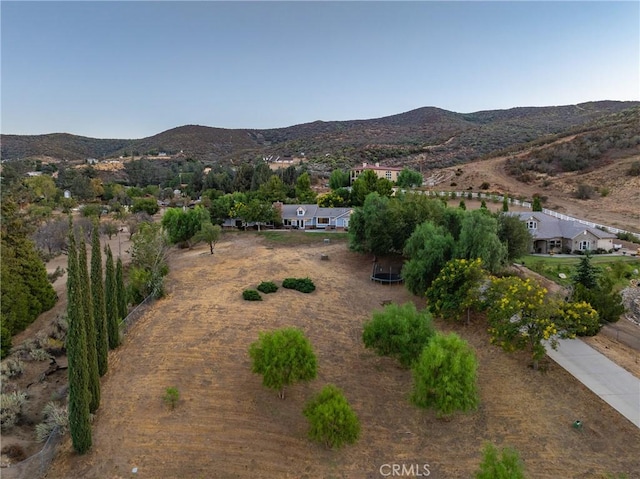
514 211 617 254
275 203 352 230
350 162 403 184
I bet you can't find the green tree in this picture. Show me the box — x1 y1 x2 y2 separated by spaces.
502 195 509 212
257 175 288 202
411 332 479 417
194 221 222 254
459 199 466 210
329 169 350 190
572 254 599 290
104 245 120 349
496 213 532 262
131 197 159 215
295 172 316 203
456 210 507 273
532 196 542 212
116 257 127 320
303 384 360 449
317 190 350 207
129 222 169 299
77 233 100 413
249 327 317 399
475 443 526 479
426 258 485 324
161 206 207 247
235 199 276 231
396 168 423 188
402 222 455 296
91 222 108 377
351 170 393 206
348 193 403 256
362 302 435 368
66 227 92 453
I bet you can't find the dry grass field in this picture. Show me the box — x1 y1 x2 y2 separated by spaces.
45 232 640 479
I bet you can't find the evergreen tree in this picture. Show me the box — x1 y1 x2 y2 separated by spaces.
77 233 100 413
104 245 120 349
116 257 128 320
573 254 599 289
91 222 108 376
66 227 92 453
502 195 509 212
532 196 543 211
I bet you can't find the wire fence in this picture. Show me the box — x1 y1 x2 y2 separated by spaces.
1 426 62 479
2 294 156 479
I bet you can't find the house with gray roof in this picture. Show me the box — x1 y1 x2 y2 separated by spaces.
514 211 617 254
275 203 352 230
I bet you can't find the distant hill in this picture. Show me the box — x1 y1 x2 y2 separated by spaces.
2 101 638 169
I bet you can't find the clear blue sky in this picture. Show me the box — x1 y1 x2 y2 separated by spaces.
2 1 638 139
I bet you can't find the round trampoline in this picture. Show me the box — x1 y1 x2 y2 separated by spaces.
371 263 403 284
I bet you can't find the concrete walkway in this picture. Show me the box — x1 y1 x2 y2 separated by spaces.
545 339 640 428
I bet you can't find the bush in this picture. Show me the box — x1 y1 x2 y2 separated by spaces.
29 348 51 361
303 384 360 449
480 182 490 190
362 302 435 368
475 443 526 479
282 277 316 293
628 161 640 176
0 359 25 378
35 401 68 442
257 281 278 294
575 183 595 200
1 391 28 431
243 289 262 301
163 387 180 410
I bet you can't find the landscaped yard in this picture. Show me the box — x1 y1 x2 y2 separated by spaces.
46 233 640 479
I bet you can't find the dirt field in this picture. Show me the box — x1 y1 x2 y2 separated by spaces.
44 232 640 479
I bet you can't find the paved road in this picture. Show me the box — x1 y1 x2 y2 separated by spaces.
545 338 640 428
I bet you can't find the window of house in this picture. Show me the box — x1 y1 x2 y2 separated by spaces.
297 208 304 216
317 217 329 225
527 221 537 229
549 240 561 249
579 240 590 251
385 171 392 180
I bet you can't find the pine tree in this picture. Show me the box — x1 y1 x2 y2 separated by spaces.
78 233 100 413
66 227 92 454
116 257 128 321
91 221 108 376
104 245 120 349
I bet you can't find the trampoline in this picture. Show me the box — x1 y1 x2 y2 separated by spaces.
371 263 403 284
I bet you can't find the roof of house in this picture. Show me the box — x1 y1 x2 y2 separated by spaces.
351 164 404 172
513 212 617 240
279 204 351 219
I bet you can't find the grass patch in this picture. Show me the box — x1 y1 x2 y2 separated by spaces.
257 230 348 245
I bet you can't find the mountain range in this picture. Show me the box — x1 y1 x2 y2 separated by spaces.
1 101 638 170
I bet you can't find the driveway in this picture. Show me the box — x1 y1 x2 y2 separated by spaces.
546 338 640 428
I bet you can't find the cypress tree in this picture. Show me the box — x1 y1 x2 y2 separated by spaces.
116 257 128 320
91 221 108 376
66 227 92 454
78 233 101 413
104 246 120 349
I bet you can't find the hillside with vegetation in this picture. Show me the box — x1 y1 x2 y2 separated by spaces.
2 101 637 170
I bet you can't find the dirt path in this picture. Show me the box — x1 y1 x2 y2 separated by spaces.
45 233 640 479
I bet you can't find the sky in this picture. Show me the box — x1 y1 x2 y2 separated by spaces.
1 1 639 139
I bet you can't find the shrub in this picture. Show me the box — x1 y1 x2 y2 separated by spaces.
29 348 52 361
480 182 490 190
475 443 526 479
43 337 65 356
282 277 316 293
35 401 68 442
242 289 262 301
257 281 278 294
575 183 595 200
628 161 640 177
163 387 180 410
1 391 28 431
0 359 25 378
303 384 360 449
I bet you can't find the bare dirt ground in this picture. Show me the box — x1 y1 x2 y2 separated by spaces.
43 233 640 479
428 151 640 233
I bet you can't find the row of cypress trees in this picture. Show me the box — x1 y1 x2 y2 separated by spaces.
66 219 127 454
